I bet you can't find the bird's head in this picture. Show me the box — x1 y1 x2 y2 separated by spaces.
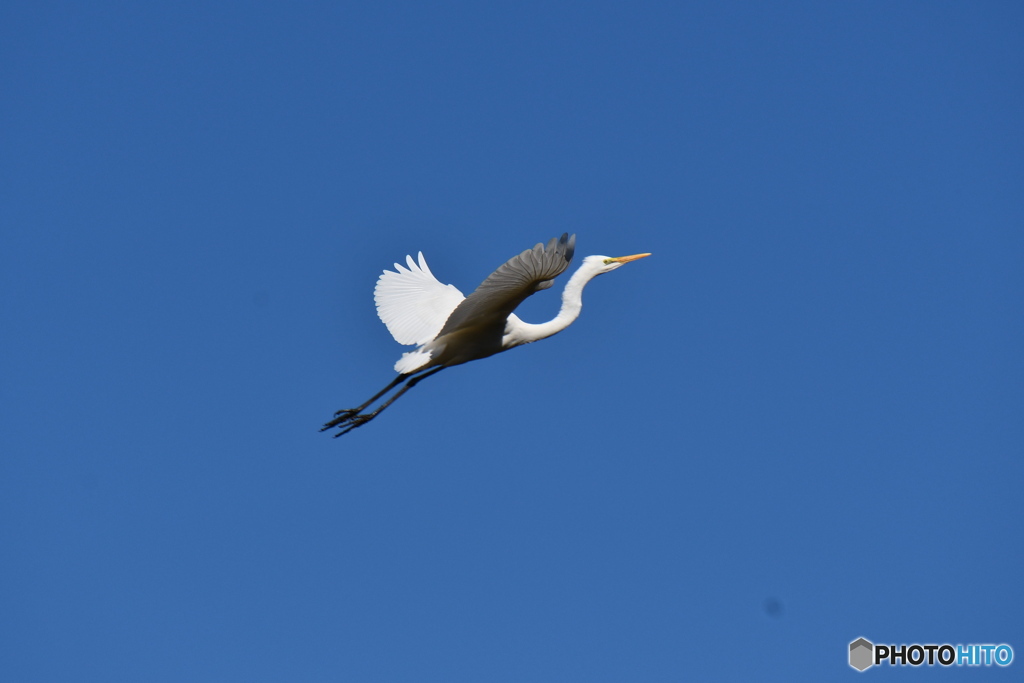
583 252 652 275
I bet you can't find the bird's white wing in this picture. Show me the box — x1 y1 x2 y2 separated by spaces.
374 252 465 346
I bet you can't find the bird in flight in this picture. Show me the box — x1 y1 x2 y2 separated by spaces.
322 234 649 437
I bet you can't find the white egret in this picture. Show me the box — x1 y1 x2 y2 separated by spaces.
322 234 650 436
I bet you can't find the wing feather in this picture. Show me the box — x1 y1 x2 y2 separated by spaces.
374 252 465 345
436 233 576 337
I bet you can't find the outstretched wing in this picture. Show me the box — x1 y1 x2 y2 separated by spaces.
374 252 465 345
436 233 576 337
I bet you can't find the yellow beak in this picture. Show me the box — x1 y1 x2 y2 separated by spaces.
611 253 651 264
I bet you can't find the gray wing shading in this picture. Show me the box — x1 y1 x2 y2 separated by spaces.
436 233 576 337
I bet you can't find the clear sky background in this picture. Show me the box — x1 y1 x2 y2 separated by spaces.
2 1 1021 681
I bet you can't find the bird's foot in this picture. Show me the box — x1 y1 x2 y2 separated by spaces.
320 409 360 432
331 414 373 438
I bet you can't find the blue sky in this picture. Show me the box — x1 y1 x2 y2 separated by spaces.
2 1 1021 680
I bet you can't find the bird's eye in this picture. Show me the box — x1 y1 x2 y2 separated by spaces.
603 258 616 265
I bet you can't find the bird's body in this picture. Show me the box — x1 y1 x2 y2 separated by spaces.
323 234 648 436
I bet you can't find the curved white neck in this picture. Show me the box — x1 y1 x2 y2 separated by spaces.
503 262 601 347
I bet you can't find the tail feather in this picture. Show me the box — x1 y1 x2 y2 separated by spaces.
395 348 432 373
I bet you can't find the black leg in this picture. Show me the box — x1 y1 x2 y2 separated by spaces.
330 374 407 419
321 374 405 431
322 367 445 437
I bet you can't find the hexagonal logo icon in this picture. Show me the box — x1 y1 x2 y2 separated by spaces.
850 637 874 671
